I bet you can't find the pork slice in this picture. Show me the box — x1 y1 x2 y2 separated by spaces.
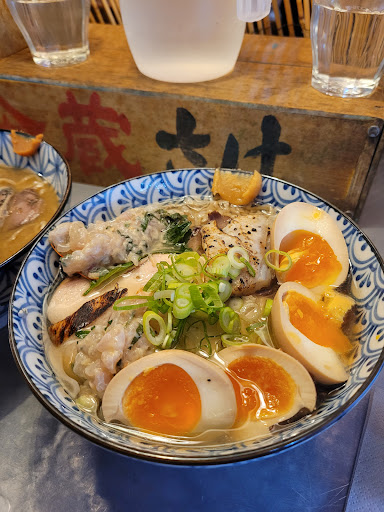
3 188 42 231
201 214 274 295
201 220 241 259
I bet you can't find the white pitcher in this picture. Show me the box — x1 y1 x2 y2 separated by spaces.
120 0 271 83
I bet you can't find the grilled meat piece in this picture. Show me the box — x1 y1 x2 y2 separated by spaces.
48 287 128 346
3 188 42 231
201 213 274 295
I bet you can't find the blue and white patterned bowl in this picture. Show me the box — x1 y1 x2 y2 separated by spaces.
0 130 71 329
9 169 384 464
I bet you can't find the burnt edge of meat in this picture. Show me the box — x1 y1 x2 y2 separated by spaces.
48 287 128 346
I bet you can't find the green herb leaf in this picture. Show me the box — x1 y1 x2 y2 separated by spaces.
131 324 144 345
75 325 95 339
83 262 134 296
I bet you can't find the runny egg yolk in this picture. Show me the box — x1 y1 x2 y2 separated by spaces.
279 230 342 288
228 356 296 423
284 291 352 354
122 363 201 436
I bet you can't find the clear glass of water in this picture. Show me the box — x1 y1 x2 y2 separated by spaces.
6 0 91 68
311 0 384 98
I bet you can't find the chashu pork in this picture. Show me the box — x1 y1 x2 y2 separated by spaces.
201 213 274 295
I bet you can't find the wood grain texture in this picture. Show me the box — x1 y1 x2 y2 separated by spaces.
0 25 383 120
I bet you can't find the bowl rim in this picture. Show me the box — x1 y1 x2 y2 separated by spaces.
0 129 72 269
8 168 384 465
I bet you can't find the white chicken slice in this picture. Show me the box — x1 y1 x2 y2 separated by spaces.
201 213 274 295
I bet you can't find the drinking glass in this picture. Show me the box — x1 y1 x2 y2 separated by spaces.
6 0 91 68
311 0 384 98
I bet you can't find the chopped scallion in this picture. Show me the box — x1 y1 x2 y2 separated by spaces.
264 249 293 272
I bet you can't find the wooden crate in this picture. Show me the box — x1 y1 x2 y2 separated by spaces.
1 25 383 219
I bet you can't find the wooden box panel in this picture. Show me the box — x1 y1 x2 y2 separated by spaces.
0 80 382 218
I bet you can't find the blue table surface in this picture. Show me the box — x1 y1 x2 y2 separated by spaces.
1 165 383 512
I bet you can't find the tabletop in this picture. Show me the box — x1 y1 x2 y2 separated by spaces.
0 159 383 512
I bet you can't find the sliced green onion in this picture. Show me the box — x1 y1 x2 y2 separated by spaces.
83 262 134 296
202 284 223 309
239 257 256 277
169 318 187 349
189 284 208 310
143 311 166 346
227 247 249 270
154 290 175 301
204 254 231 278
167 281 183 290
205 281 219 292
161 333 172 349
218 280 232 302
175 251 200 262
166 311 173 333
228 267 241 279
219 307 240 334
246 321 265 332
263 298 274 317
173 284 193 319
221 334 250 346
143 271 162 292
264 249 293 272
113 295 150 311
170 257 194 282
198 321 213 356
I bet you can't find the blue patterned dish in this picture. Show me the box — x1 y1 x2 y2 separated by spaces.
9 169 384 464
0 130 71 329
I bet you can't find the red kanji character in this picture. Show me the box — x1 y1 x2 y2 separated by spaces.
58 91 141 179
0 96 46 134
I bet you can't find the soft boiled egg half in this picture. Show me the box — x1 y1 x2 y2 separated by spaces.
271 281 353 385
102 350 237 436
217 344 316 430
271 202 349 290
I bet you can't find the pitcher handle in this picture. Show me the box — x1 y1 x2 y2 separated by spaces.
237 0 272 22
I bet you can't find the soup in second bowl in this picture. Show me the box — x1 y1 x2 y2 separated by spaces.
0 165 59 264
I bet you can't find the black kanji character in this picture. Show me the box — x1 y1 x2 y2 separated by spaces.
244 115 291 175
156 108 210 167
221 133 239 169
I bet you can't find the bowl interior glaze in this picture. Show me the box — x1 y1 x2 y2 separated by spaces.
9 169 384 464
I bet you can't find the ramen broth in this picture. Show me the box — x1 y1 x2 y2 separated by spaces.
0 166 59 263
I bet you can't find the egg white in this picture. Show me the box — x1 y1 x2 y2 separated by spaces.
217 344 316 428
271 202 349 289
271 281 349 385
102 349 237 434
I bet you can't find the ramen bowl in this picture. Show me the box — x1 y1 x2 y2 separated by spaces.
0 129 71 328
9 169 384 464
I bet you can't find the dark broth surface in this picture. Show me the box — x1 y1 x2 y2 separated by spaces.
0 166 59 263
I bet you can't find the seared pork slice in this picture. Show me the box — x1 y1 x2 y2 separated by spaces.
3 188 42 231
48 287 127 346
201 213 274 295
201 220 240 257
